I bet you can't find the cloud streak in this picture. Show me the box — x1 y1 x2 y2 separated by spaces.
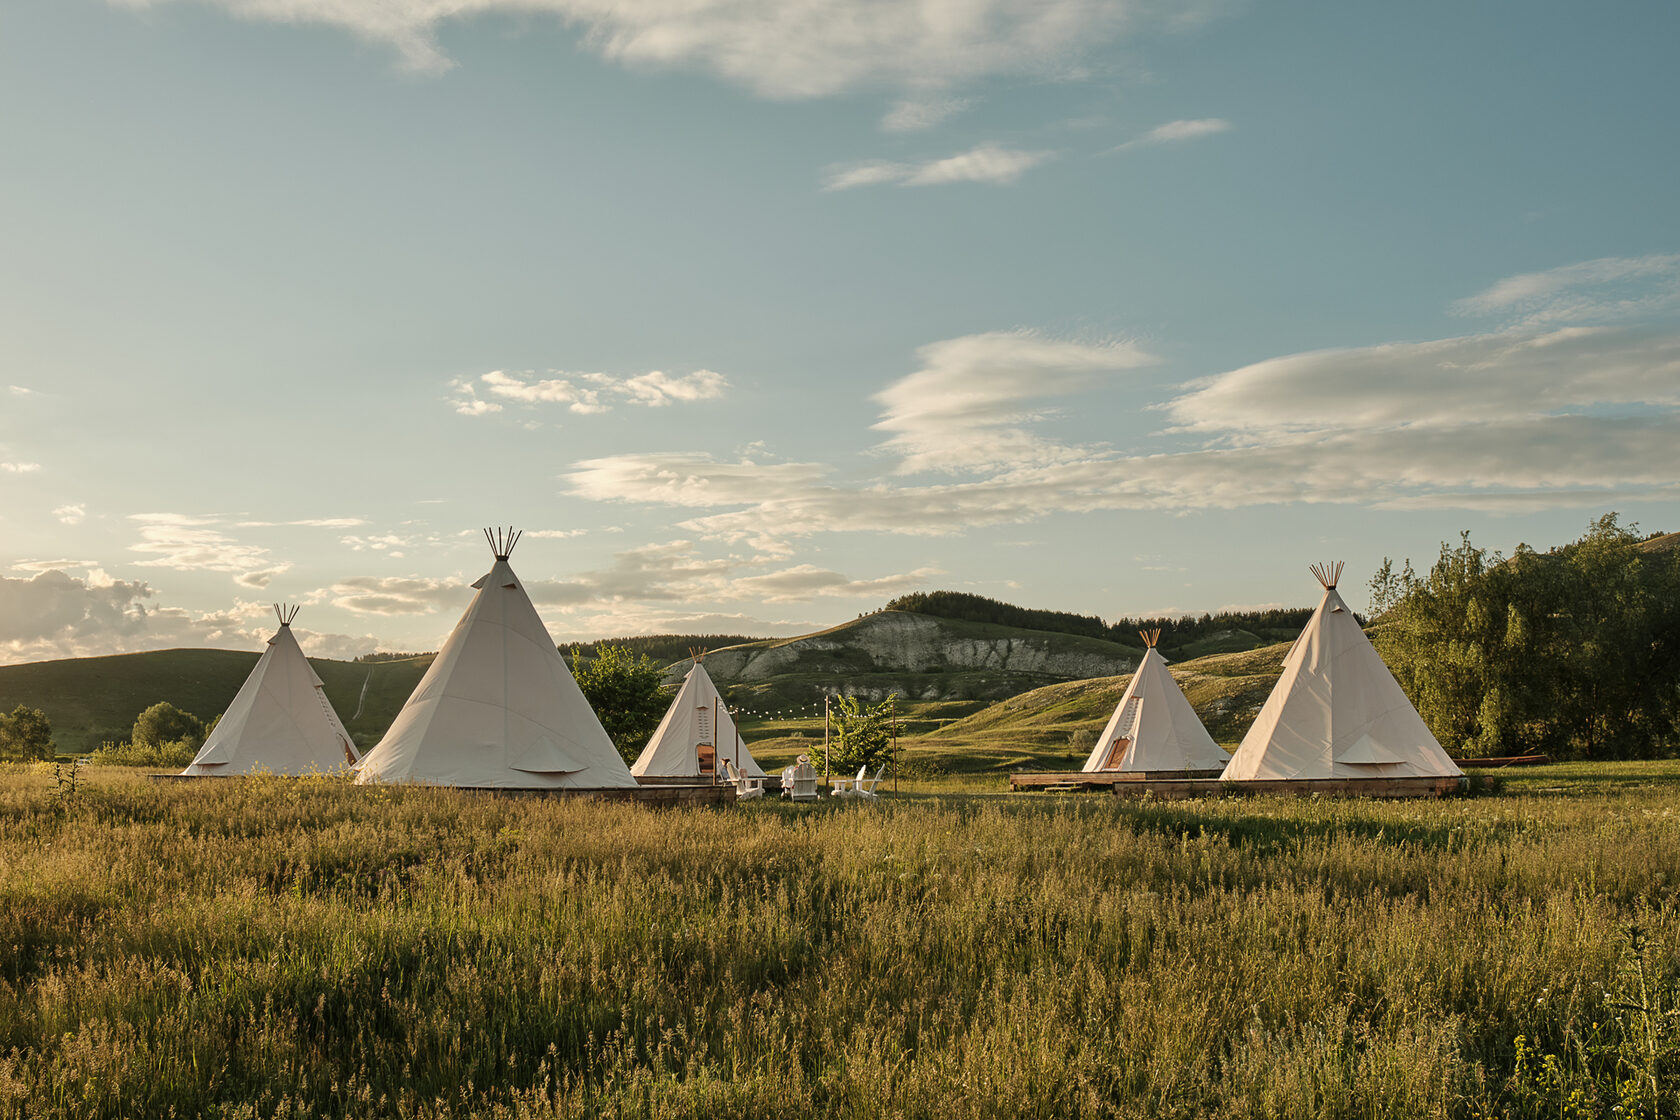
109 0 1162 99
563 321 1680 552
1455 253 1680 327
1111 117 1231 151
453 367 728 417
824 143 1053 190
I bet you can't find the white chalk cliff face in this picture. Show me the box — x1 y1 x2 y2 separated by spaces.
668 612 1137 692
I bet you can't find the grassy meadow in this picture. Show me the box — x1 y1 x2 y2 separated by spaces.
2 764 1677 1118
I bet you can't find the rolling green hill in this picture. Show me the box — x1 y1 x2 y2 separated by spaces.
0 649 435 753
678 610 1149 711
889 640 1294 774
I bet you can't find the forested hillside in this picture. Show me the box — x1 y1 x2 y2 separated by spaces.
883 590 1313 659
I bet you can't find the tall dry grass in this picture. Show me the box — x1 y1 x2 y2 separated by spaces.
0 767 1674 1118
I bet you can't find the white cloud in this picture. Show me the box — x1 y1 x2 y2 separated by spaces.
235 517 369 528
0 567 381 665
1112 116 1231 151
128 513 291 588
872 329 1156 472
567 452 831 509
1455 253 1680 326
1165 326 1680 436
824 143 1053 190
563 323 1680 552
1 462 41 473
822 160 913 191
881 96 971 133
8 385 34 396
456 367 728 417
110 0 1162 99
325 575 464 616
53 504 86 525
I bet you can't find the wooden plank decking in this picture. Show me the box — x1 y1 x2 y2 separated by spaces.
1010 769 1226 791
1106 776 1462 800
152 774 736 805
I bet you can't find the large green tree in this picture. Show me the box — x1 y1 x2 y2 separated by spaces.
1372 515 1680 759
569 645 673 763
132 702 205 752
0 705 55 762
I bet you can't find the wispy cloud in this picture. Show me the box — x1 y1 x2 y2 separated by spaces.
871 330 1155 473
564 322 1680 552
824 143 1053 190
235 517 369 528
128 513 290 589
1110 117 1231 152
109 0 1164 100
880 96 971 133
452 367 728 417
1 462 41 474
53 504 86 525
325 575 463 616
1455 253 1680 327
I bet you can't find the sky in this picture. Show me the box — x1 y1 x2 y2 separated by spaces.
2 0 1678 664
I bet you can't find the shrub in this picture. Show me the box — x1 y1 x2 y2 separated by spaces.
87 738 198 767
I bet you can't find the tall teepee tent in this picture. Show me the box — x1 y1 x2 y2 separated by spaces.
181 605 359 776
354 529 637 790
1220 563 1462 781
1082 630 1229 773
632 655 764 780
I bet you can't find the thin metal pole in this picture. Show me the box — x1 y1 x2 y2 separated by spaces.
823 695 831 784
891 694 898 794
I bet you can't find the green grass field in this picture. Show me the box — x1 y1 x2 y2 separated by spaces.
1 763 1676 1118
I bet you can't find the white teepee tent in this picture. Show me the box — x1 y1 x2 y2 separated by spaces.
181 605 359 776
354 529 637 789
632 656 764 780
1220 563 1462 781
1082 630 1229 773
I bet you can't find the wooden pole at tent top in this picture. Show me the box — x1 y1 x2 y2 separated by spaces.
1310 561 1345 589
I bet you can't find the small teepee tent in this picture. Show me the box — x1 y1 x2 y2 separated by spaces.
355 529 637 790
1221 563 1462 781
1082 630 1229 773
632 654 764 780
181 605 358 776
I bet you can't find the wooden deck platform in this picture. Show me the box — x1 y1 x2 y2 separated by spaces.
151 774 735 805
1010 769 1226 791
1457 754 1551 768
1107 776 1463 800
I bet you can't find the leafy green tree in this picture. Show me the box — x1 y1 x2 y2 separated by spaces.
828 694 895 773
569 645 672 762
1372 514 1680 759
132 702 205 752
0 705 55 762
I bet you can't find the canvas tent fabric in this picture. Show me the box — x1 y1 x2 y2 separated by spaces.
354 546 637 790
1081 644 1229 772
632 661 765 779
181 609 358 776
1220 568 1463 781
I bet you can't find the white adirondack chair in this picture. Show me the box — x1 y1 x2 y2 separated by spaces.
781 757 819 802
723 760 766 800
831 764 868 798
853 764 889 800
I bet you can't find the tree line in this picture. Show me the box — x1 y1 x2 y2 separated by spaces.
1372 514 1680 759
882 590 1315 654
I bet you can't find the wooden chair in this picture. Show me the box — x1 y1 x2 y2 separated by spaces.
722 760 765 801
853 764 889 800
